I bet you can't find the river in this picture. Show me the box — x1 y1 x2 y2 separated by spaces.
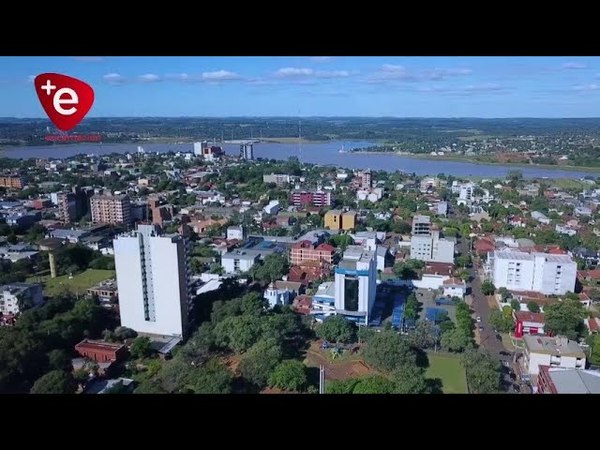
1 141 596 179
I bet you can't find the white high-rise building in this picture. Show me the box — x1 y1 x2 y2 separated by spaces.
488 250 577 295
333 246 377 325
113 224 192 339
410 215 455 264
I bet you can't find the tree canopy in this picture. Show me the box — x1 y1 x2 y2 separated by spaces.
316 315 357 344
30 370 77 394
544 298 587 340
268 360 308 392
361 330 416 372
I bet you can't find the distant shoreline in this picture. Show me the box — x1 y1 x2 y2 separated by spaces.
349 151 600 173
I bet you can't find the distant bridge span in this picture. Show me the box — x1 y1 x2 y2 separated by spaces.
223 139 260 144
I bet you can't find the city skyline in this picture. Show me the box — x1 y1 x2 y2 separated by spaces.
4 56 600 118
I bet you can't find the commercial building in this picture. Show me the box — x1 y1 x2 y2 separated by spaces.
91 194 131 225
410 216 455 264
57 187 92 223
226 225 245 241
263 200 281 215
113 224 192 339
290 190 331 208
412 215 431 236
263 173 292 186
487 250 577 296
513 311 545 337
356 170 372 189
324 210 356 231
221 249 261 274
74 339 127 363
0 176 23 189
290 240 334 266
537 366 600 394
522 335 586 376
0 283 43 315
193 142 224 161
333 246 377 325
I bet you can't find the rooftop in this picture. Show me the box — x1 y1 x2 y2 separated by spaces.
547 368 600 394
315 281 336 298
0 282 40 295
513 310 545 323
412 214 431 224
523 335 585 357
75 339 125 353
222 249 261 260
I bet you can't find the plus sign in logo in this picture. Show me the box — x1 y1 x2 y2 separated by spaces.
34 73 94 132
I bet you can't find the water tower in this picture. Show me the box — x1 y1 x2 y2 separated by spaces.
38 238 62 279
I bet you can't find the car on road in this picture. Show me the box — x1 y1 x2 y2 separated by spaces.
476 316 481 322
478 325 484 331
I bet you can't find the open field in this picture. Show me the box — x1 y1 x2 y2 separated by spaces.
425 353 468 394
27 269 115 297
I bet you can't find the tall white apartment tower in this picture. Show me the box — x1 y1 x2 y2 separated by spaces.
113 224 192 339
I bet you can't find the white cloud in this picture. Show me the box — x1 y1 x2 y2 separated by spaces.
315 70 351 78
27 75 35 83
103 73 126 84
368 64 472 83
309 56 333 63
201 70 242 81
165 73 191 81
138 73 161 83
418 83 508 95
73 56 104 62
574 84 600 91
562 62 587 69
274 67 314 78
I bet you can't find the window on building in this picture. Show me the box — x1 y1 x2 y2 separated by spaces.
344 277 359 312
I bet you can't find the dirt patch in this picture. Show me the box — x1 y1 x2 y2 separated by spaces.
303 341 376 381
220 354 242 376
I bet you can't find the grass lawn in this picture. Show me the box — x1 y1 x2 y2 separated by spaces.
426 353 468 394
550 179 588 190
27 269 115 297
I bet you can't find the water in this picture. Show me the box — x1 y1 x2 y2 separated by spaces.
1 140 596 179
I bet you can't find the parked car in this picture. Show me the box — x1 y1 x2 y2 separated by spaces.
476 316 482 322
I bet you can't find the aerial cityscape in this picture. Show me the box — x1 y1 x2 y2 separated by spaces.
1 56 600 395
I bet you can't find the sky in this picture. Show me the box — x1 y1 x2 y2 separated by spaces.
4 56 600 117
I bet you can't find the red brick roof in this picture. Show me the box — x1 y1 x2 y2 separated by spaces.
315 243 335 252
513 311 545 324
578 269 600 280
443 277 465 286
474 238 495 254
291 240 313 249
423 262 454 275
588 318 600 332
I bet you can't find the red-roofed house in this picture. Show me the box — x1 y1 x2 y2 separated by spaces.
75 339 128 363
578 269 600 282
585 317 600 334
474 237 495 256
443 277 467 298
291 295 313 315
423 262 454 275
290 240 334 266
513 310 545 338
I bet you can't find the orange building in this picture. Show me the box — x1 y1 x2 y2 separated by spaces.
0 176 23 189
290 240 335 266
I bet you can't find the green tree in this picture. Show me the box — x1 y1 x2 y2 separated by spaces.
488 309 514 333
590 335 600 365
188 359 233 394
403 292 420 321
510 299 521 311
527 302 540 313
326 378 360 394
362 330 416 372
30 370 77 394
239 338 283 389
544 298 587 340
254 253 289 284
407 320 438 349
497 287 511 302
316 315 357 344
114 326 138 342
481 280 496 296
214 315 263 353
130 336 152 359
352 375 396 394
47 349 72 372
268 360 308 392
328 234 354 251
440 328 472 352
455 254 471 268
391 362 429 394
461 348 501 393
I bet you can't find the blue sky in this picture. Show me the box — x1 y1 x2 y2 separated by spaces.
4 56 600 117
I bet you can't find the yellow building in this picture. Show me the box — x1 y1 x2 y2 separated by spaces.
324 210 356 231
324 210 343 230
341 211 356 230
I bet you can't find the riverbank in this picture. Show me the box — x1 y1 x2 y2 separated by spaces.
350 151 600 174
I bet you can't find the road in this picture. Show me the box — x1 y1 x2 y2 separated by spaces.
458 237 522 392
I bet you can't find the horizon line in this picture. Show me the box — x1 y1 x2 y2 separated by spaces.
3 116 600 120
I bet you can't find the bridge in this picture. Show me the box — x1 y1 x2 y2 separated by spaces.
222 139 260 145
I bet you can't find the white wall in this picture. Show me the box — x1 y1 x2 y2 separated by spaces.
492 256 535 291
526 352 585 375
115 231 189 338
413 274 449 290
